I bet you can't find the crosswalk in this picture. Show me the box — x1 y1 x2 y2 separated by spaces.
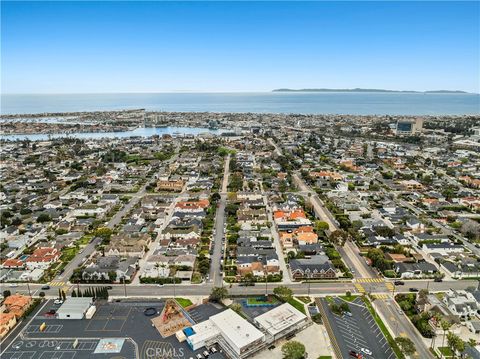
354 283 366 293
356 278 384 283
371 293 389 300
49 281 66 287
385 282 395 292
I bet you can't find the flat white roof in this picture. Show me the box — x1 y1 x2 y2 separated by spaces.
56 297 92 316
187 320 220 346
254 303 307 336
210 309 264 350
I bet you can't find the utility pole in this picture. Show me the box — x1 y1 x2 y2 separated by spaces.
264 255 268 296
173 275 176 298
122 276 127 297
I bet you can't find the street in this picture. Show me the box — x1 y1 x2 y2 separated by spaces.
209 154 230 287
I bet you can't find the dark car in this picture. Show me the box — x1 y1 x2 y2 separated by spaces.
394 281 405 285
349 350 363 358
106 286 113 290
434 278 443 282
409 288 419 292
41 285 51 290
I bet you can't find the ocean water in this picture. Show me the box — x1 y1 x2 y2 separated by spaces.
1 92 479 116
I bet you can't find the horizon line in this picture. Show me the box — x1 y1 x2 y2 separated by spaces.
2 89 479 95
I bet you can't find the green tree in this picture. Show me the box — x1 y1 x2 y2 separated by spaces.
314 220 329 232
447 331 464 358
281 341 306 359
395 337 416 356
37 213 52 223
94 227 113 240
3 290 11 298
230 303 242 314
440 319 452 350
209 287 229 302
273 286 293 302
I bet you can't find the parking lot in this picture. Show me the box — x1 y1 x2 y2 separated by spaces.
1 299 227 359
319 297 395 359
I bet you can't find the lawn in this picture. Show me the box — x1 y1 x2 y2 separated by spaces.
318 357 332 359
190 272 203 284
296 296 312 304
247 296 280 305
362 297 405 359
176 297 193 308
438 347 453 357
78 234 93 246
287 297 306 315
339 294 358 302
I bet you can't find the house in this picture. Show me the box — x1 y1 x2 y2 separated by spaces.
443 289 479 321
82 255 138 282
3 294 32 318
25 247 60 269
422 243 464 255
289 255 336 280
157 179 184 192
0 312 17 338
466 320 480 334
394 262 438 279
400 180 424 191
105 233 150 258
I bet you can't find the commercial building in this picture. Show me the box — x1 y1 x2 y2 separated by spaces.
183 303 309 358
396 118 424 136
254 303 308 339
185 309 265 358
56 297 93 319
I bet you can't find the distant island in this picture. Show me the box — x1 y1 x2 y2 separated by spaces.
272 88 470 94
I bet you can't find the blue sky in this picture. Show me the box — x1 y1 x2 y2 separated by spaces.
1 1 479 93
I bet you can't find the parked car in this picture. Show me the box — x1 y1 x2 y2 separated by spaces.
202 350 209 357
9 283 18 288
344 311 352 317
434 278 443 282
409 288 419 292
394 281 404 285
361 348 372 355
53 299 63 305
41 285 51 290
195 354 203 359
210 347 218 353
349 350 363 358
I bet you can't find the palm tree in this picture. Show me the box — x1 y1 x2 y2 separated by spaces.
440 320 452 357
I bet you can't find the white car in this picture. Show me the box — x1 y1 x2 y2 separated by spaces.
361 348 372 355
54 299 63 305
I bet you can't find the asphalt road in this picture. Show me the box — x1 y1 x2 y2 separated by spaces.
375 298 434 359
209 154 229 287
10 278 477 300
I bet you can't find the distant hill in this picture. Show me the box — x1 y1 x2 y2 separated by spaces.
272 88 470 94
